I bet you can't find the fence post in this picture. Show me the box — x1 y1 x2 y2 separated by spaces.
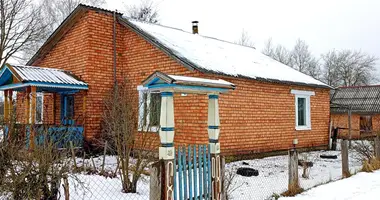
221 156 226 200
288 148 299 190
341 139 350 178
374 135 380 160
150 161 162 200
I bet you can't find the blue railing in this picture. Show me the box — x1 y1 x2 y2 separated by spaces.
25 125 84 149
174 144 212 200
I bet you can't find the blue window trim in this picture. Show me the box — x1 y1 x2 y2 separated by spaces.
61 94 75 125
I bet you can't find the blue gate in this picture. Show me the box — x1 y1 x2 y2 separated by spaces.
174 145 212 200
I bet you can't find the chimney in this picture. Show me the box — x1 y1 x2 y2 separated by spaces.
192 21 199 34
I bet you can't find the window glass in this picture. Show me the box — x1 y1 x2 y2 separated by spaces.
297 97 306 126
36 93 43 123
138 89 161 130
360 115 372 133
148 93 161 127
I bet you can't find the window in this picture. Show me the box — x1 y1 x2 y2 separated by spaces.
360 115 372 133
291 90 314 130
61 95 75 125
138 86 161 131
36 93 43 124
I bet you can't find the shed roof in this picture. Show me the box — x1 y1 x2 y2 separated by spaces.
330 85 380 114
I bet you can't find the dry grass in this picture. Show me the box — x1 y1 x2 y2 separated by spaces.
361 157 380 172
281 183 304 197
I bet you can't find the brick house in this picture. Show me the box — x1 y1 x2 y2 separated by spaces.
331 85 380 139
1 5 331 155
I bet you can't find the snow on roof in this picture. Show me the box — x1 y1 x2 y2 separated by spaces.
126 18 328 87
11 65 87 86
168 74 234 87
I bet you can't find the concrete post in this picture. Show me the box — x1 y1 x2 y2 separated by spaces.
159 91 175 200
150 161 162 200
341 139 350 178
288 148 299 190
208 94 222 200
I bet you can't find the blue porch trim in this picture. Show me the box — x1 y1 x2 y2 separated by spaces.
161 143 174 147
148 83 228 93
161 92 173 97
161 127 174 131
208 125 219 129
208 94 219 99
0 81 88 91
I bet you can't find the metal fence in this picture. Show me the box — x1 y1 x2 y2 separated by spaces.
1 138 377 200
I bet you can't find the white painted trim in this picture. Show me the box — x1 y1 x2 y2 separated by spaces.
137 88 160 133
291 89 315 96
294 93 312 131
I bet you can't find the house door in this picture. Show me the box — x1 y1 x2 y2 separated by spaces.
61 95 75 125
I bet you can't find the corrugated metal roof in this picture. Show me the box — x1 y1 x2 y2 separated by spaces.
12 65 87 86
330 86 380 114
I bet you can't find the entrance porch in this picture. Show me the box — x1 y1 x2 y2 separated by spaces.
0 64 88 148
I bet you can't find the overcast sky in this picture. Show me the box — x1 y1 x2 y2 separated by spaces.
106 0 380 70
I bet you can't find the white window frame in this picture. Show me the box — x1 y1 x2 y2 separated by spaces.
35 93 44 124
291 90 314 131
137 86 160 132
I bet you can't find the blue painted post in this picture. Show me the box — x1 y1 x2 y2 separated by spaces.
178 148 183 200
193 145 198 199
182 146 188 200
198 145 203 199
208 144 212 199
188 145 193 199
203 145 208 198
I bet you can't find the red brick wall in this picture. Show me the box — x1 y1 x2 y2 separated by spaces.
332 113 380 138
30 10 330 155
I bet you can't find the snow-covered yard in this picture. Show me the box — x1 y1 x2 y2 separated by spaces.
227 150 362 200
62 149 363 200
280 170 380 200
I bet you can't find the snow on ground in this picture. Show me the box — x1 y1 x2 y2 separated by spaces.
280 170 380 200
227 150 362 200
58 149 363 200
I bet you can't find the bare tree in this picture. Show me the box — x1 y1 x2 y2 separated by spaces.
290 39 321 79
20 0 105 62
0 0 49 66
102 80 157 193
235 29 255 48
125 0 159 23
125 0 160 24
262 38 292 66
321 50 377 87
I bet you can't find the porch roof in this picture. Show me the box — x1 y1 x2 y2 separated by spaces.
0 64 88 92
142 71 235 94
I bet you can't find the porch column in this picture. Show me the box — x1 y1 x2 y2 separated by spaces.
29 86 37 150
4 90 9 122
208 94 222 200
25 86 31 124
8 90 13 120
159 91 175 200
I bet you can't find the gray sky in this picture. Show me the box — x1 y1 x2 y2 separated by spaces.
107 0 380 70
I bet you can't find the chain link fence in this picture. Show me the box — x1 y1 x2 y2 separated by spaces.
1 138 377 200
223 139 372 200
